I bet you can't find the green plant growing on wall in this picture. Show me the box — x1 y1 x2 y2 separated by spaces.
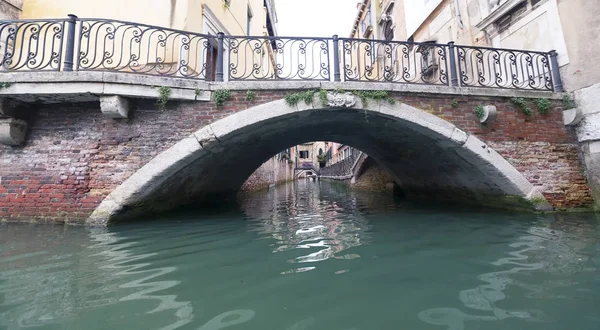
317 154 326 163
0 82 11 89
285 90 316 106
194 88 202 100
213 89 232 107
319 89 328 105
156 86 172 111
246 90 256 102
530 195 547 206
511 97 533 116
351 90 396 106
562 94 575 110
451 99 459 108
535 98 552 115
474 105 486 122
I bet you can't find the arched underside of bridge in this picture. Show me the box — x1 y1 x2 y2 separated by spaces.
88 98 551 225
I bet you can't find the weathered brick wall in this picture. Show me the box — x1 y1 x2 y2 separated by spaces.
241 157 294 192
0 91 593 222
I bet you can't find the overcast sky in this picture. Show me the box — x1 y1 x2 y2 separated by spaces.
274 0 358 37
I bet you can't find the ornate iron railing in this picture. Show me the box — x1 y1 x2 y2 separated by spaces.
0 16 564 91
341 38 448 85
0 18 66 71
456 45 554 90
78 19 218 79
228 36 330 80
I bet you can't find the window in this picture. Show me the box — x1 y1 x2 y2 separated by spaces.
490 0 548 33
370 39 376 64
496 1 527 32
299 151 309 159
382 19 394 41
246 5 253 36
361 8 373 38
417 41 437 77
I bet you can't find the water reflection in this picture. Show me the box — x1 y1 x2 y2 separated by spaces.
87 228 195 330
0 182 599 330
240 180 374 272
0 225 195 330
419 214 600 330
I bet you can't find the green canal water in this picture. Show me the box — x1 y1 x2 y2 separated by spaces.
1 180 599 330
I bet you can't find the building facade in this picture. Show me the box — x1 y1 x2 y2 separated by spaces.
370 0 600 92
295 142 327 171
20 0 277 37
325 143 358 167
349 0 600 205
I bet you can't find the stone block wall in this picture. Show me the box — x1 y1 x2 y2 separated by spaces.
241 157 294 192
353 158 396 192
0 91 593 222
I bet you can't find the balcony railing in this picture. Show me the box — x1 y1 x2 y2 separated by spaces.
0 16 564 91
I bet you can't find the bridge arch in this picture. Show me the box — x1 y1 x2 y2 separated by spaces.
88 97 550 224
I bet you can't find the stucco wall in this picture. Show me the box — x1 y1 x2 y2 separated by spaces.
0 0 22 20
21 0 177 28
556 0 600 91
20 0 270 36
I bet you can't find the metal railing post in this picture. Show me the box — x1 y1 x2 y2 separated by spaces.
216 32 225 82
63 14 78 71
549 50 564 92
447 41 459 87
332 35 341 82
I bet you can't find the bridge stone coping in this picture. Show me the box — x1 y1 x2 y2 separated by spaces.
88 95 552 225
0 72 562 103
217 81 563 99
0 72 211 104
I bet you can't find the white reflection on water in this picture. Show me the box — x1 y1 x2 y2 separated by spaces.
243 182 371 272
196 309 256 330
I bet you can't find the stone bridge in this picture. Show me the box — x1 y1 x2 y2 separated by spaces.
0 72 593 224
0 17 595 224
